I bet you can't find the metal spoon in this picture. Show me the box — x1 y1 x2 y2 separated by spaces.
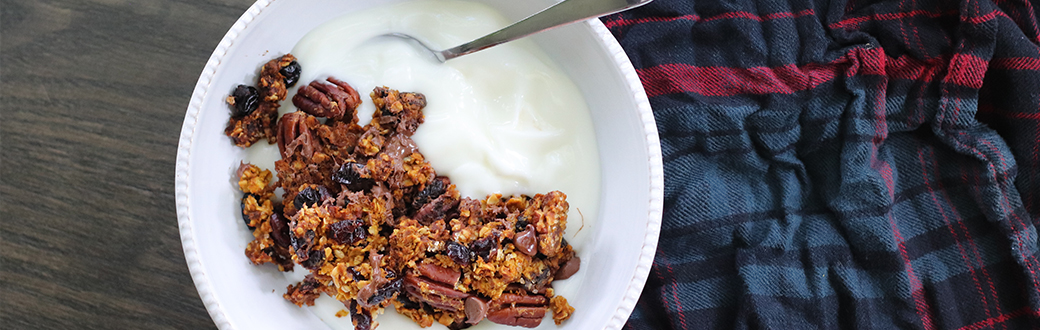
384 0 653 63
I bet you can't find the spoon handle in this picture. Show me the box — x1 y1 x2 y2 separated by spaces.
440 0 653 61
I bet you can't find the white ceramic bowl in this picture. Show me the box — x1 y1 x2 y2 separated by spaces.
175 0 663 329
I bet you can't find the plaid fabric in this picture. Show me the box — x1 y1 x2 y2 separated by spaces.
603 0 1040 329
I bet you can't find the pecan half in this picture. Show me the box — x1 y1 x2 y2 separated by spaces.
292 77 361 121
486 306 547 328
403 274 469 311
417 262 461 286
485 292 549 327
491 293 549 307
277 111 320 159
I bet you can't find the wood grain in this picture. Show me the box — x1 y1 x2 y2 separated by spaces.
1 0 253 328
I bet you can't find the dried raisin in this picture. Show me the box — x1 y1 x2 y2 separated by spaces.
333 162 372 191
514 216 529 232
350 300 373 330
280 60 301 87
446 241 471 266
470 236 496 262
300 248 324 270
397 293 421 310
230 85 259 118
240 193 258 230
269 206 291 248
367 277 403 306
412 177 448 210
294 186 328 210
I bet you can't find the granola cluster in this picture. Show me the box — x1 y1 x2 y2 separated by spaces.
231 54 579 329
224 54 300 147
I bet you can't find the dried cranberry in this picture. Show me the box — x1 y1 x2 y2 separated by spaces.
470 236 496 262
446 241 471 266
328 219 367 245
240 193 258 230
230 85 259 118
294 186 328 210
269 207 291 248
333 162 372 191
280 60 301 87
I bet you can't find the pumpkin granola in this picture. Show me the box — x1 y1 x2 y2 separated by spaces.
230 55 578 329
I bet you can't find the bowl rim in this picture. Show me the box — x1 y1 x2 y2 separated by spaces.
174 0 664 329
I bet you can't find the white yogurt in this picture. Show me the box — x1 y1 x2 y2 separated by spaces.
253 1 601 328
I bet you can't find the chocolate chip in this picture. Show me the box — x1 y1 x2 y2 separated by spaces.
555 256 581 280
465 296 489 325
513 224 537 256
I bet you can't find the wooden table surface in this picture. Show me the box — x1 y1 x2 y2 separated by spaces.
2 0 255 328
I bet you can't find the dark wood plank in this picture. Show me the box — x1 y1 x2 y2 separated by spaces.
1 0 253 328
